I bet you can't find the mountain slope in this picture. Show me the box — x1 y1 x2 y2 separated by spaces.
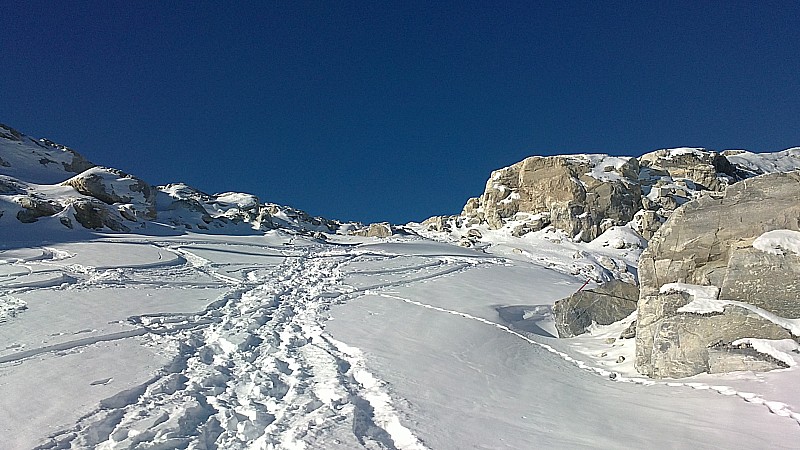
1 123 799 448
0 125 358 239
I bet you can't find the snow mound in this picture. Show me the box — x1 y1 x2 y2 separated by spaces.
753 229 800 256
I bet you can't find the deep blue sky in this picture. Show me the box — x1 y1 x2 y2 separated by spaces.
2 2 799 224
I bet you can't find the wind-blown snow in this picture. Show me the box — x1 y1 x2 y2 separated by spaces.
725 148 800 176
753 229 800 256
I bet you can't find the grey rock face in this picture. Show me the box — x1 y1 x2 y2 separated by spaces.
635 171 800 378
15 196 60 223
37 138 95 174
0 124 25 142
0 177 22 194
720 246 800 317
71 199 130 232
553 280 639 338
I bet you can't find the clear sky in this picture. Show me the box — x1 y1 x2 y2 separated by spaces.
2 1 799 224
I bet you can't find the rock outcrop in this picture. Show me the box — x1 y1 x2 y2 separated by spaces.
62 167 157 220
461 155 642 242
351 222 394 238
552 280 639 338
70 198 130 232
445 148 777 243
635 171 800 378
0 124 95 183
0 126 354 236
638 148 738 191
632 148 743 240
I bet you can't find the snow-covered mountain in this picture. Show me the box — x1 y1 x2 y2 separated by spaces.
2 123 800 449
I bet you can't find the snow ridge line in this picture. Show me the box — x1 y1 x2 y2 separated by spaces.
376 293 800 427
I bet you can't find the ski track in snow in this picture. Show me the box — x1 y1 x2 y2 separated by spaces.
33 244 433 450
375 292 800 427
6 238 798 449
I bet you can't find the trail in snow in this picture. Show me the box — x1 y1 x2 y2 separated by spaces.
7 235 797 449
35 245 430 450
376 292 800 427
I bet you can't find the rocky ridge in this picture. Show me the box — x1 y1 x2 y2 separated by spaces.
5 122 800 380
423 147 800 244
0 125 358 237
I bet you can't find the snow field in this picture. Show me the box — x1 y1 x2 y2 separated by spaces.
0 234 798 449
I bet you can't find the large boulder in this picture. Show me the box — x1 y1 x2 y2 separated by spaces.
553 280 639 338
462 155 642 242
15 196 61 223
70 198 130 232
635 171 800 378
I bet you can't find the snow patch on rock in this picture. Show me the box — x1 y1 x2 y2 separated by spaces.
753 229 800 256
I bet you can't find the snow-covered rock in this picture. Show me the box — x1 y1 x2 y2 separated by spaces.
0 125 355 236
459 154 642 242
0 124 94 183
723 147 800 177
62 167 157 220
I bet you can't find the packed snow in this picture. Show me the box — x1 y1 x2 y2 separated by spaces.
660 282 721 303
753 229 800 256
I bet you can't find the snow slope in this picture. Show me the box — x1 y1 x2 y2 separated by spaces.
3 124 800 448
1 231 798 449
